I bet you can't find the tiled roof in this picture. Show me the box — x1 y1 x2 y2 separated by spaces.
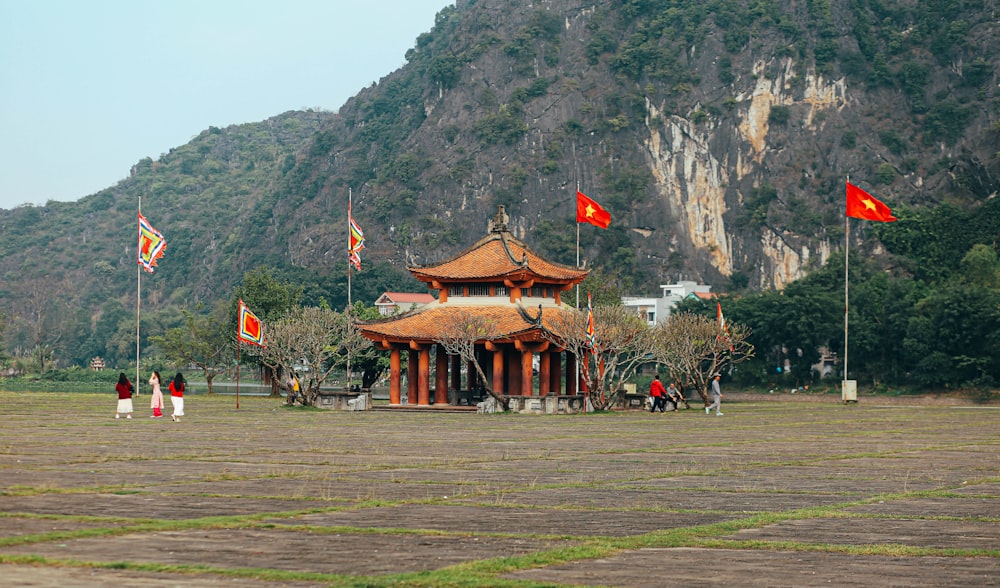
359 303 574 344
377 292 436 304
410 231 587 284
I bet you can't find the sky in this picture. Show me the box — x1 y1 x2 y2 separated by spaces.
0 0 453 210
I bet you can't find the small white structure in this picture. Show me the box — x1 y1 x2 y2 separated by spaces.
622 281 713 325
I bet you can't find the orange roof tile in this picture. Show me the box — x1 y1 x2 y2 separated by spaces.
377 292 436 304
410 232 587 284
359 304 575 345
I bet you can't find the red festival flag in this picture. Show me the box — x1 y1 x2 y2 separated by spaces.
846 182 897 222
576 191 611 229
237 299 265 347
137 212 166 273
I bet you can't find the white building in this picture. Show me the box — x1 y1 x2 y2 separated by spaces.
622 281 713 326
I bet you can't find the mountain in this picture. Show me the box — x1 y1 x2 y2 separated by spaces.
1 0 998 368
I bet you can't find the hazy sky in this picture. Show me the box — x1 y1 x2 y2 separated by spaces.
0 0 453 210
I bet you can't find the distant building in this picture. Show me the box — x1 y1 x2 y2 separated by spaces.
622 281 713 326
374 292 437 316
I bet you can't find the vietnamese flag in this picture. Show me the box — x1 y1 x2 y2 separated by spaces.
576 191 611 229
846 182 897 222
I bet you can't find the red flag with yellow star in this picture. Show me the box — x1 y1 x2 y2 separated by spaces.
576 191 611 229
846 183 897 222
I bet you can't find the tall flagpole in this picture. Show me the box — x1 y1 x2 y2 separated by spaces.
346 188 352 392
575 182 581 308
843 177 850 384
136 196 142 396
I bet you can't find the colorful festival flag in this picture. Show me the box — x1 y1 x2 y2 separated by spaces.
138 212 166 273
237 299 266 347
717 300 734 352
576 191 612 229
348 200 365 270
585 292 597 351
846 182 897 222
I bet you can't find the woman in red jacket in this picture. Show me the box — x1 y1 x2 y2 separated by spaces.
168 372 186 422
115 372 134 419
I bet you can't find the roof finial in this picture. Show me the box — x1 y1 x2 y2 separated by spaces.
489 205 509 234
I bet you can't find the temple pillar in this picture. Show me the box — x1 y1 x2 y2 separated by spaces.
521 349 534 396
549 350 562 396
492 345 505 395
538 350 550 397
450 354 461 392
566 353 577 396
406 350 418 404
417 345 431 406
508 347 522 396
435 344 448 405
389 347 401 405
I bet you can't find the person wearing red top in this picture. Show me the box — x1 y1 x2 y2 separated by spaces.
649 374 667 413
168 372 186 422
114 372 134 419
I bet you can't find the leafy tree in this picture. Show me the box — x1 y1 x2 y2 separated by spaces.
149 302 230 394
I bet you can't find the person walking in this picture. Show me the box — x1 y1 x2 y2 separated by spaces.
168 372 186 422
649 374 667 413
706 373 724 416
114 372 134 419
149 371 164 418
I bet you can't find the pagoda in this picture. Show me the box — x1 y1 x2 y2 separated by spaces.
359 206 589 408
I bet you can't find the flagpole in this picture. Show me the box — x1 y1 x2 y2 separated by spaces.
136 197 142 396
346 188 352 392
235 344 240 409
844 208 850 384
575 189 583 402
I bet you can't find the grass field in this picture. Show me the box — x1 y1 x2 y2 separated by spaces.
0 391 997 587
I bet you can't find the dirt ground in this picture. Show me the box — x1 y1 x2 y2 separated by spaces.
0 391 996 587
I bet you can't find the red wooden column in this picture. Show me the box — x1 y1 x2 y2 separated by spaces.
521 349 533 396
389 347 401 405
487 342 504 396
565 353 577 395
450 354 461 393
549 350 562 396
406 349 418 404
508 347 522 396
414 343 431 406
538 349 550 397
434 344 448 404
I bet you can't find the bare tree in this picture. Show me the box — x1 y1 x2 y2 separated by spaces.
650 312 754 404
542 304 653 410
245 305 370 406
433 311 504 408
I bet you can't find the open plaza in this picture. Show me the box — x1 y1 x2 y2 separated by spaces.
0 391 997 587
